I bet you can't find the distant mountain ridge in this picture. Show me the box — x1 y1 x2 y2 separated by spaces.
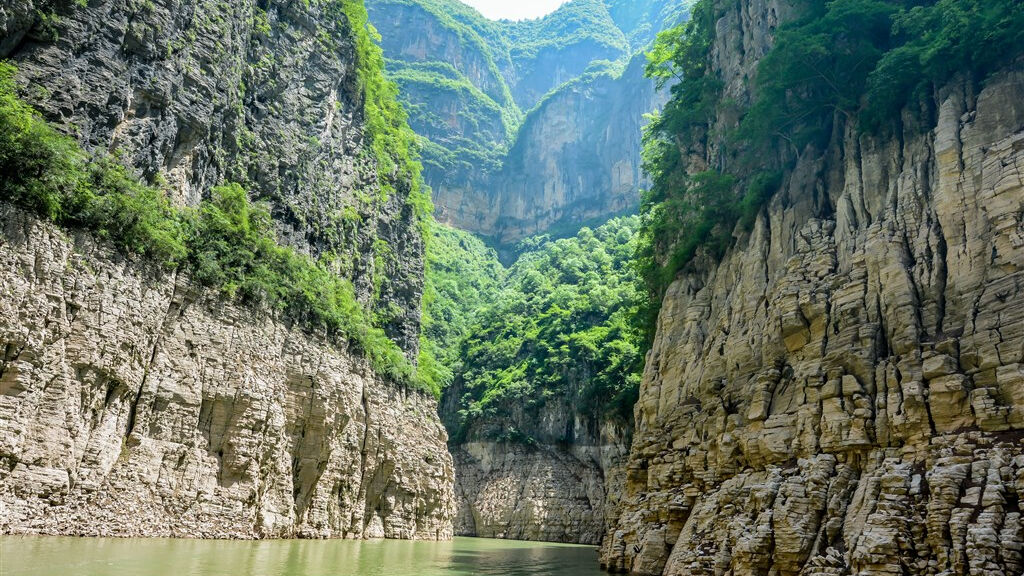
366 0 683 247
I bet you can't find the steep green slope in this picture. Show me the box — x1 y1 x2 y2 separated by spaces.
605 0 684 50
366 0 680 246
419 224 506 389
503 0 629 108
444 216 647 443
365 0 520 195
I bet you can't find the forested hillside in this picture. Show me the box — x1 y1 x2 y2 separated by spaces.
419 225 506 390
444 216 646 442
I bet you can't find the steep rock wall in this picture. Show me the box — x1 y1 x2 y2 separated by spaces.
451 421 631 545
0 0 455 540
0 208 455 539
435 54 664 247
452 442 608 544
442 351 633 545
2 0 424 354
502 0 628 112
601 3 1024 574
472 55 663 245
368 0 515 107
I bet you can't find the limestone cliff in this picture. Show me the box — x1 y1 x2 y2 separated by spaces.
2 0 424 354
448 404 631 545
441 308 629 544
0 0 456 540
467 55 665 245
0 208 455 539
601 2 1024 574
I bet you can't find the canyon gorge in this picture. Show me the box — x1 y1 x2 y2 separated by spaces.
1 0 1023 575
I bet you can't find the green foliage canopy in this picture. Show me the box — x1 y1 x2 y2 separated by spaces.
336 0 434 230
450 217 647 442
419 225 506 390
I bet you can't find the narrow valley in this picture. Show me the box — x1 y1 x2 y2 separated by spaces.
0 0 1022 575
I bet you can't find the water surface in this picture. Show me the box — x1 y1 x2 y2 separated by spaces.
0 535 606 576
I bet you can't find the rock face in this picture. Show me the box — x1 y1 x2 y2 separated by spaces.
452 443 608 544
601 2 1024 574
451 421 631 545
2 0 424 354
442 347 634 545
367 0 677 247
501 0 630 111
466 54 664 245
0 0 456 540
0 208 455 539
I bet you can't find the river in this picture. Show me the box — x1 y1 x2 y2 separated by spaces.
0 535 607 575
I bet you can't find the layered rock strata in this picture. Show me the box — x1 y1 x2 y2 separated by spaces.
2 0 424 354
452 419 631 545
601 2 1024 574
0 207 455 539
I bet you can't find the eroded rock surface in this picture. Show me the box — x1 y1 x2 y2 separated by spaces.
451 418 631 545
2 0 424 354
452 443 607 544
0 208 455 539
600 2 1024 572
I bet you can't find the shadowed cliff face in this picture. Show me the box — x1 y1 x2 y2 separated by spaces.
2 0 424 355
601 1 1024 574
455 54 665 246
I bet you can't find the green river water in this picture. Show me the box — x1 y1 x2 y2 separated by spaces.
0 536 607 576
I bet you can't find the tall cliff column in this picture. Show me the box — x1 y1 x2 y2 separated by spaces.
601 1 1024 574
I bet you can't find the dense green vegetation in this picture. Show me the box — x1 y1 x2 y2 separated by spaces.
373 0 515 103
505 0 628 61
367 0 678 188
0 62 189 267
637 0 1024 307
385 59 515 180
366 0 522 185
419 225 506 390
335 0 434 231
449 217 647 441
0 56 437 393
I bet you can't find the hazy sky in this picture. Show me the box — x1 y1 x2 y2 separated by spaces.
461 0 569 20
